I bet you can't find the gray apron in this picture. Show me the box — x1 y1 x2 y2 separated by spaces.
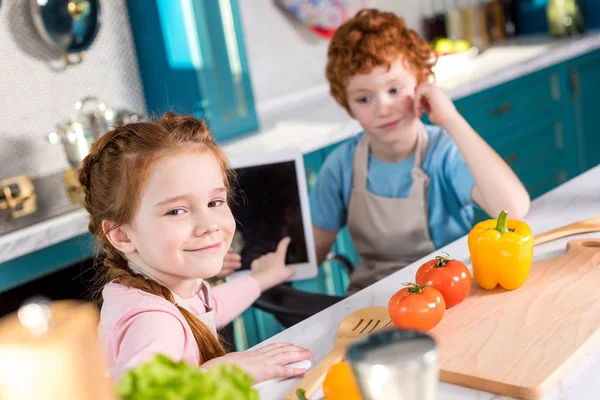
346 128 436 295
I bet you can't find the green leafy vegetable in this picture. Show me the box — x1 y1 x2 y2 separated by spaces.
296 388 308 400
117 354 259 400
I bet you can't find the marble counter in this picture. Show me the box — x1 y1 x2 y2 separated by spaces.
2 32 600 267
255 164 600 400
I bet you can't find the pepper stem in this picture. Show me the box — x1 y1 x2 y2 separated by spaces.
495 210 509 234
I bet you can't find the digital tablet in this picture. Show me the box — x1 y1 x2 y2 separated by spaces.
226 148 318 281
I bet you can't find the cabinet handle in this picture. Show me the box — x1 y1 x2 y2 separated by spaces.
555 121 564 149
558 170 567 183
487 102 513 116
569 67 580 98
503 153 518 165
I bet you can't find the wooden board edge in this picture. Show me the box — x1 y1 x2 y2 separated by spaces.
439 369 545 400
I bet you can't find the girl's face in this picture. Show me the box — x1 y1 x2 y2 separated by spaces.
346 58 419 144
122 150 235 292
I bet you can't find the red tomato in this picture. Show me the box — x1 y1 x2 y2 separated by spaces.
388 282 445 332
415 254 472 308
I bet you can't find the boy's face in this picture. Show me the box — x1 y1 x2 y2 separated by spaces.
346 58 419 144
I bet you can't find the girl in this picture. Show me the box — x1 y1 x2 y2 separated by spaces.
79 113 311 382
309 9 531 295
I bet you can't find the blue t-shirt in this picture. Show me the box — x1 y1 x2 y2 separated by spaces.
309 125 476 249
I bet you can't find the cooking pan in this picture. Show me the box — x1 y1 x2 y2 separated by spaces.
7 0 101 71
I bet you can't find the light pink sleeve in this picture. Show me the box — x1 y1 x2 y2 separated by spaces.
210 275 261 328
113 310 189 380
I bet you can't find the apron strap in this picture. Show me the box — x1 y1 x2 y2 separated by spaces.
410 127 430 199
352 134 370 191
413 126 428 168
352 127 429 193
197 280 214 311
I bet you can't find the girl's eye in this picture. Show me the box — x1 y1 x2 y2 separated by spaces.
390 87 401 94
166 209 185 216
356 96 371 104
208 199 225 208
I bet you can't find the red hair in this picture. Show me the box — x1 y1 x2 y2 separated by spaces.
326 9 435 113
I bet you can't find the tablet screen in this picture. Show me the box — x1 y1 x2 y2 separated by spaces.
230 160 309 270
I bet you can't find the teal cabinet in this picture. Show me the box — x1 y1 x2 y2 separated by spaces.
126 0 258 142
567 49 600 172
452 59 590 222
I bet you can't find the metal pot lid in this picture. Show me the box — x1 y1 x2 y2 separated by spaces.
31 0 101 53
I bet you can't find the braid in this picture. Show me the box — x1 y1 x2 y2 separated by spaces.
102 241 226 361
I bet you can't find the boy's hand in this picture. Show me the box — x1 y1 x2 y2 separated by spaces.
414 83 460 128
251 237 295 292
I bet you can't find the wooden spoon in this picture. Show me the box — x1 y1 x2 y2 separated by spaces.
284 306 392 400
534 216 600 246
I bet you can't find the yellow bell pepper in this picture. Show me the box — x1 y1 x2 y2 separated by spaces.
467 210 534 290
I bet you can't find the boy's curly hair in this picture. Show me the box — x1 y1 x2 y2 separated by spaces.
326 9 435 113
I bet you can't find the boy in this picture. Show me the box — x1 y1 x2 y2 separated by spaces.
309 9 530 295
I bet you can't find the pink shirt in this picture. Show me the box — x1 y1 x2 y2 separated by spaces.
98 275 260 381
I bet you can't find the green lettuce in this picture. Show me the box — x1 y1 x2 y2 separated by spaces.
117 354 259 400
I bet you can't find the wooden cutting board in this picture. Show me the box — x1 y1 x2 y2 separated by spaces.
429 239 600 400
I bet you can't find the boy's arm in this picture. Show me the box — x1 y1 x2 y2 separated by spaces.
415 84 530 219
441 114 530 219
313 225 339 265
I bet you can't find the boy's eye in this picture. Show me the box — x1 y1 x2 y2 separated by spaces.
166 209 185 216
356 96 371 104
389 86 402 94
208 199 226 208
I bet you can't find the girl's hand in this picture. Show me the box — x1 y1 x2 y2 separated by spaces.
251 237 295 292
414 83 460 128
201 342 312 383
217 248 242 278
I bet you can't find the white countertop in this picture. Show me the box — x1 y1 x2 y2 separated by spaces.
255 163 600 400
2 32 600 265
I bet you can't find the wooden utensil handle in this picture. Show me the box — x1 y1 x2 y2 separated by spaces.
284 347 346 400
565 238 600 253
534 221 600 246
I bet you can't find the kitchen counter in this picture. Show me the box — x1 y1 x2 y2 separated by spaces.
2 32 600 266
255 163 600 400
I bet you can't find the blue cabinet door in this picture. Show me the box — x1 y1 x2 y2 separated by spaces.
568 50 600 172
126 0 258 142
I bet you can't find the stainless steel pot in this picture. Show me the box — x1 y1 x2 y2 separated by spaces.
48 97 146 169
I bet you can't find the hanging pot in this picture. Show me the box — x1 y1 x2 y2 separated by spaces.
7 0 101 71
47 97 147 170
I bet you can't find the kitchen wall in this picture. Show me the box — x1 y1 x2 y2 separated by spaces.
238 0 424 120
0 0 146 181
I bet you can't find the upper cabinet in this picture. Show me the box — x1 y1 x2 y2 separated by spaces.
125 0 258 142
